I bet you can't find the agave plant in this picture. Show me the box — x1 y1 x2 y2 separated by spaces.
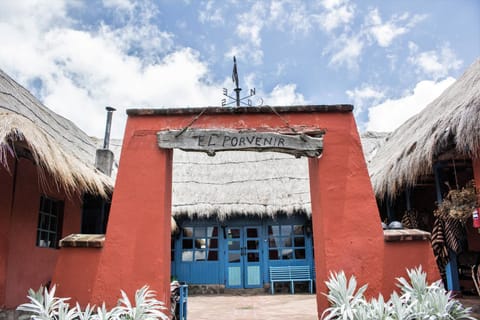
321 266 476 320
17 285 169 320
321 270 368 320
17 285 71 320
115 286 169 320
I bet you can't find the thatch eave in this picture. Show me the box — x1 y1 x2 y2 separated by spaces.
0 112 113 198
370 59 480 200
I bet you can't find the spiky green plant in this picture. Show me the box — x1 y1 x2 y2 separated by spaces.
321 270 368 320
116 286 168 320
17 285 70 320
321 267 476 320
17 285 169 320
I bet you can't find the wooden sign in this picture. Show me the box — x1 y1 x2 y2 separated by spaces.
157 129 323 158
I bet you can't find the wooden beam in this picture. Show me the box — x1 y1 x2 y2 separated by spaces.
157 129 323 158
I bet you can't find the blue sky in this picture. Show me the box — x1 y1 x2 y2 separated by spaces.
0 0 478 138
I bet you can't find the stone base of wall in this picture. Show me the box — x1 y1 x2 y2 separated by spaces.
187 283 314 295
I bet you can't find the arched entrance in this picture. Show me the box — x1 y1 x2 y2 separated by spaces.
53 104 439 317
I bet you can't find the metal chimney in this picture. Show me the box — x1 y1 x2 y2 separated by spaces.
95 106 116 177
103 106 116 149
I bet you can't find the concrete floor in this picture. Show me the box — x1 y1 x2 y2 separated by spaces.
187 294 318 320
187 294 480 320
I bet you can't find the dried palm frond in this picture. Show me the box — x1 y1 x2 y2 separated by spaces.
370 59 480 199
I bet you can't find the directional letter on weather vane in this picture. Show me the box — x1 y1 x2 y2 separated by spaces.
222 56 263 107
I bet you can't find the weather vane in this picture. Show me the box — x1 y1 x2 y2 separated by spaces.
222 56 262 107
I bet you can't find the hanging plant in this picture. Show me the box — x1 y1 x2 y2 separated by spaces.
434 180 478 221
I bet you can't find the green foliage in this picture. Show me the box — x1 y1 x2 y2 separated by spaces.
321 266 475 320
17 285 169 320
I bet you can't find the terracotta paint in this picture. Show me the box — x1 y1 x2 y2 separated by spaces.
0 157 81 308
53 106 439 316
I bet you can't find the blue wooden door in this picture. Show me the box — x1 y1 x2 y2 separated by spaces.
225 226 262 288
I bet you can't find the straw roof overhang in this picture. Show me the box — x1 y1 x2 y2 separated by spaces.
0 69 113 197
171 150 311 220
369 59 480 200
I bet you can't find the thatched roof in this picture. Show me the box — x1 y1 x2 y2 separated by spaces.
0 69 112 197
172 151 310 219
369 59 480 199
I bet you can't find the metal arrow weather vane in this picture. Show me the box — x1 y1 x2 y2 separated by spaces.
222 56 262 107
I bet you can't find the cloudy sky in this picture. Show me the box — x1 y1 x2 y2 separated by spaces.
0 0 478 139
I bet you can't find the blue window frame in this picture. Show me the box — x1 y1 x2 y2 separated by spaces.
181 226 219 262
268 224 306 260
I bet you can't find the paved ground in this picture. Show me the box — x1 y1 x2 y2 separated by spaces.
187 294 318 320
187 295 480 320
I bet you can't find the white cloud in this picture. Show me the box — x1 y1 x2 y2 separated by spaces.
366 77 456 132
408 43 463 79
231 2 266 64
264 84 306 106
346 85 385 115
365 9 426 47
199 0 225 25
102 0 134 11
328 34 364 69
0 1 221 139
318 0 355 32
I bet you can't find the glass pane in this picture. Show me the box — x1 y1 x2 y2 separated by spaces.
40 215 48 230
182 239 193 249
228 228 241 239
293 225 304 235
247 240 259 250
195 250 206 261
294 237 305 247
43 198 51 213
246 228 258 238
50 217 57 232
229 253 240 263
207 238 219 249
183 227 193 237
268 236 278 248
195 239 206 249
295 249 306 259
207 250 218 261
49 231 57 245
281 249 293 260
282 237 292 247
194 227 206 237
207 227 218 238
268 226 280 236
51 201 58 216
247 252 259 262
181 251 193 262
269 250 279 260
280 225 291 236
228 240 240 250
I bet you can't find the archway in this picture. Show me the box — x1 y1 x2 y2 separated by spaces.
53 105 439 317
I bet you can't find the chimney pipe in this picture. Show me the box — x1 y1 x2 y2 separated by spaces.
95 106 116 177
103 106 116 149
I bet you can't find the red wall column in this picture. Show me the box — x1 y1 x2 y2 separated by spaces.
0 157 14 308
89 121 173 307
308 115 384 312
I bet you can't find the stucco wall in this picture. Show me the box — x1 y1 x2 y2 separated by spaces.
1 158 82 308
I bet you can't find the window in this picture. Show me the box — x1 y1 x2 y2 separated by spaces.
268 224 306 260
181 226 219 262
36 196 64 248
